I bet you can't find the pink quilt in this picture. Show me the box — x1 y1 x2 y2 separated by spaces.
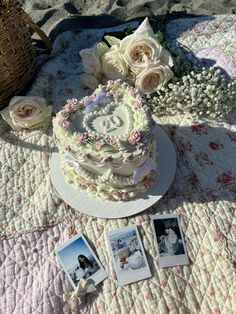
0 223 86 314
1 14 236 314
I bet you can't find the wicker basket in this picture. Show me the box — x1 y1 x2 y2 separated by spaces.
0 0 52 109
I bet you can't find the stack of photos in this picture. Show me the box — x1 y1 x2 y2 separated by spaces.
55 234 107 289
151 214 189 268
106 225 151 286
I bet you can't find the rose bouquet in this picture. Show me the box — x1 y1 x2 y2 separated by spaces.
79 18 236 119
79 18 173 95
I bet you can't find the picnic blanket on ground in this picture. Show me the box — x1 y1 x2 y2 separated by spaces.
0 15 236 314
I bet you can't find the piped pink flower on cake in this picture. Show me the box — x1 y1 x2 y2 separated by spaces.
77 177 87 186
113 79 122 86
123 156 130 164
134 99 142 109
109 138 117 146
95 139 103 150
64 98 78 112
121 192 129 201
101 156 111 165
64 146 71 152
77 132 88 145
81 153 89 161
60 119 70 129
128 130 141 145
112 191 122 200
143 178 154 189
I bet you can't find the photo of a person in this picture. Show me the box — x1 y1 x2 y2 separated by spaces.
78 254 94 279
110 228 146 273
153 217 185 257
56 235 100 286
107 225 151 286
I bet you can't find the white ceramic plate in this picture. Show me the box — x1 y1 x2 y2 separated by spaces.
50 126 176 219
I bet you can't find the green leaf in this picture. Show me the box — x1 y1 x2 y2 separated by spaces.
155 31 168 49
125 27 136 36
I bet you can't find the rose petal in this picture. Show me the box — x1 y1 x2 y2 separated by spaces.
160 49 174 67
122 34 163 69
80 73 99 90
79 46 101 76
135 62 173 94
102 46 129 80
9 96 48 110
29 116 52 129
120 18 173 71
104 35 121 47
135 17 155 37
0 106 21 130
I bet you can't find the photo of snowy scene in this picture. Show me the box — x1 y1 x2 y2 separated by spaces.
57 236 100 286
109 228 146 273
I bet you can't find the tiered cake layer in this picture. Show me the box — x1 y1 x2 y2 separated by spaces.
53 80 157 201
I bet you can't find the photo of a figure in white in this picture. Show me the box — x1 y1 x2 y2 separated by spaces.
154 218 185 257
110 229 146 273
56 236 100 286
76 254 94 279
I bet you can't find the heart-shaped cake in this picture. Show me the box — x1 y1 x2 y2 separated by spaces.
53 79 157 201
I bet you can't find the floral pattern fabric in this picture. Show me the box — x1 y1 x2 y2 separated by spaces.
0 15 236 314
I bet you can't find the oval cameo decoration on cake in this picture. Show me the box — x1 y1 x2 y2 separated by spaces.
83 102 132 139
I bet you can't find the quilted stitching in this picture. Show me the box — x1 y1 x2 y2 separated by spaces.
0 128 76 237
78 192 236 314
0 14 236 314
0 223 87 314
157 115 236 190
165 15 236 78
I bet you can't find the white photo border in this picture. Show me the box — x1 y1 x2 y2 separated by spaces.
55 233 107 289
150 214 189 268
106 225 152 286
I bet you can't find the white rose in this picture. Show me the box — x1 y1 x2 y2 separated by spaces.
79 46 101 77
135 62 173 94
0 96 52 131
80 73 99 90
101 46 129 80
120 17 173 70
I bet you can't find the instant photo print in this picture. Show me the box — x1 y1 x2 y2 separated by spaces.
55 233 107 289
151 214 189 268
106 225 151 286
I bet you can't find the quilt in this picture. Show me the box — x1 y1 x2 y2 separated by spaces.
0 14 236 314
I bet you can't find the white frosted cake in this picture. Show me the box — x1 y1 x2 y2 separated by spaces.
53 79 157 201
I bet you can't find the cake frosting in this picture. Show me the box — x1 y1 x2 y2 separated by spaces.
53 79 157 201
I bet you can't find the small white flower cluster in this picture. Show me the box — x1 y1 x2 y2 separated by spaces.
149 66 236 118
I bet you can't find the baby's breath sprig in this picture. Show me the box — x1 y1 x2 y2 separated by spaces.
148 66 236 119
